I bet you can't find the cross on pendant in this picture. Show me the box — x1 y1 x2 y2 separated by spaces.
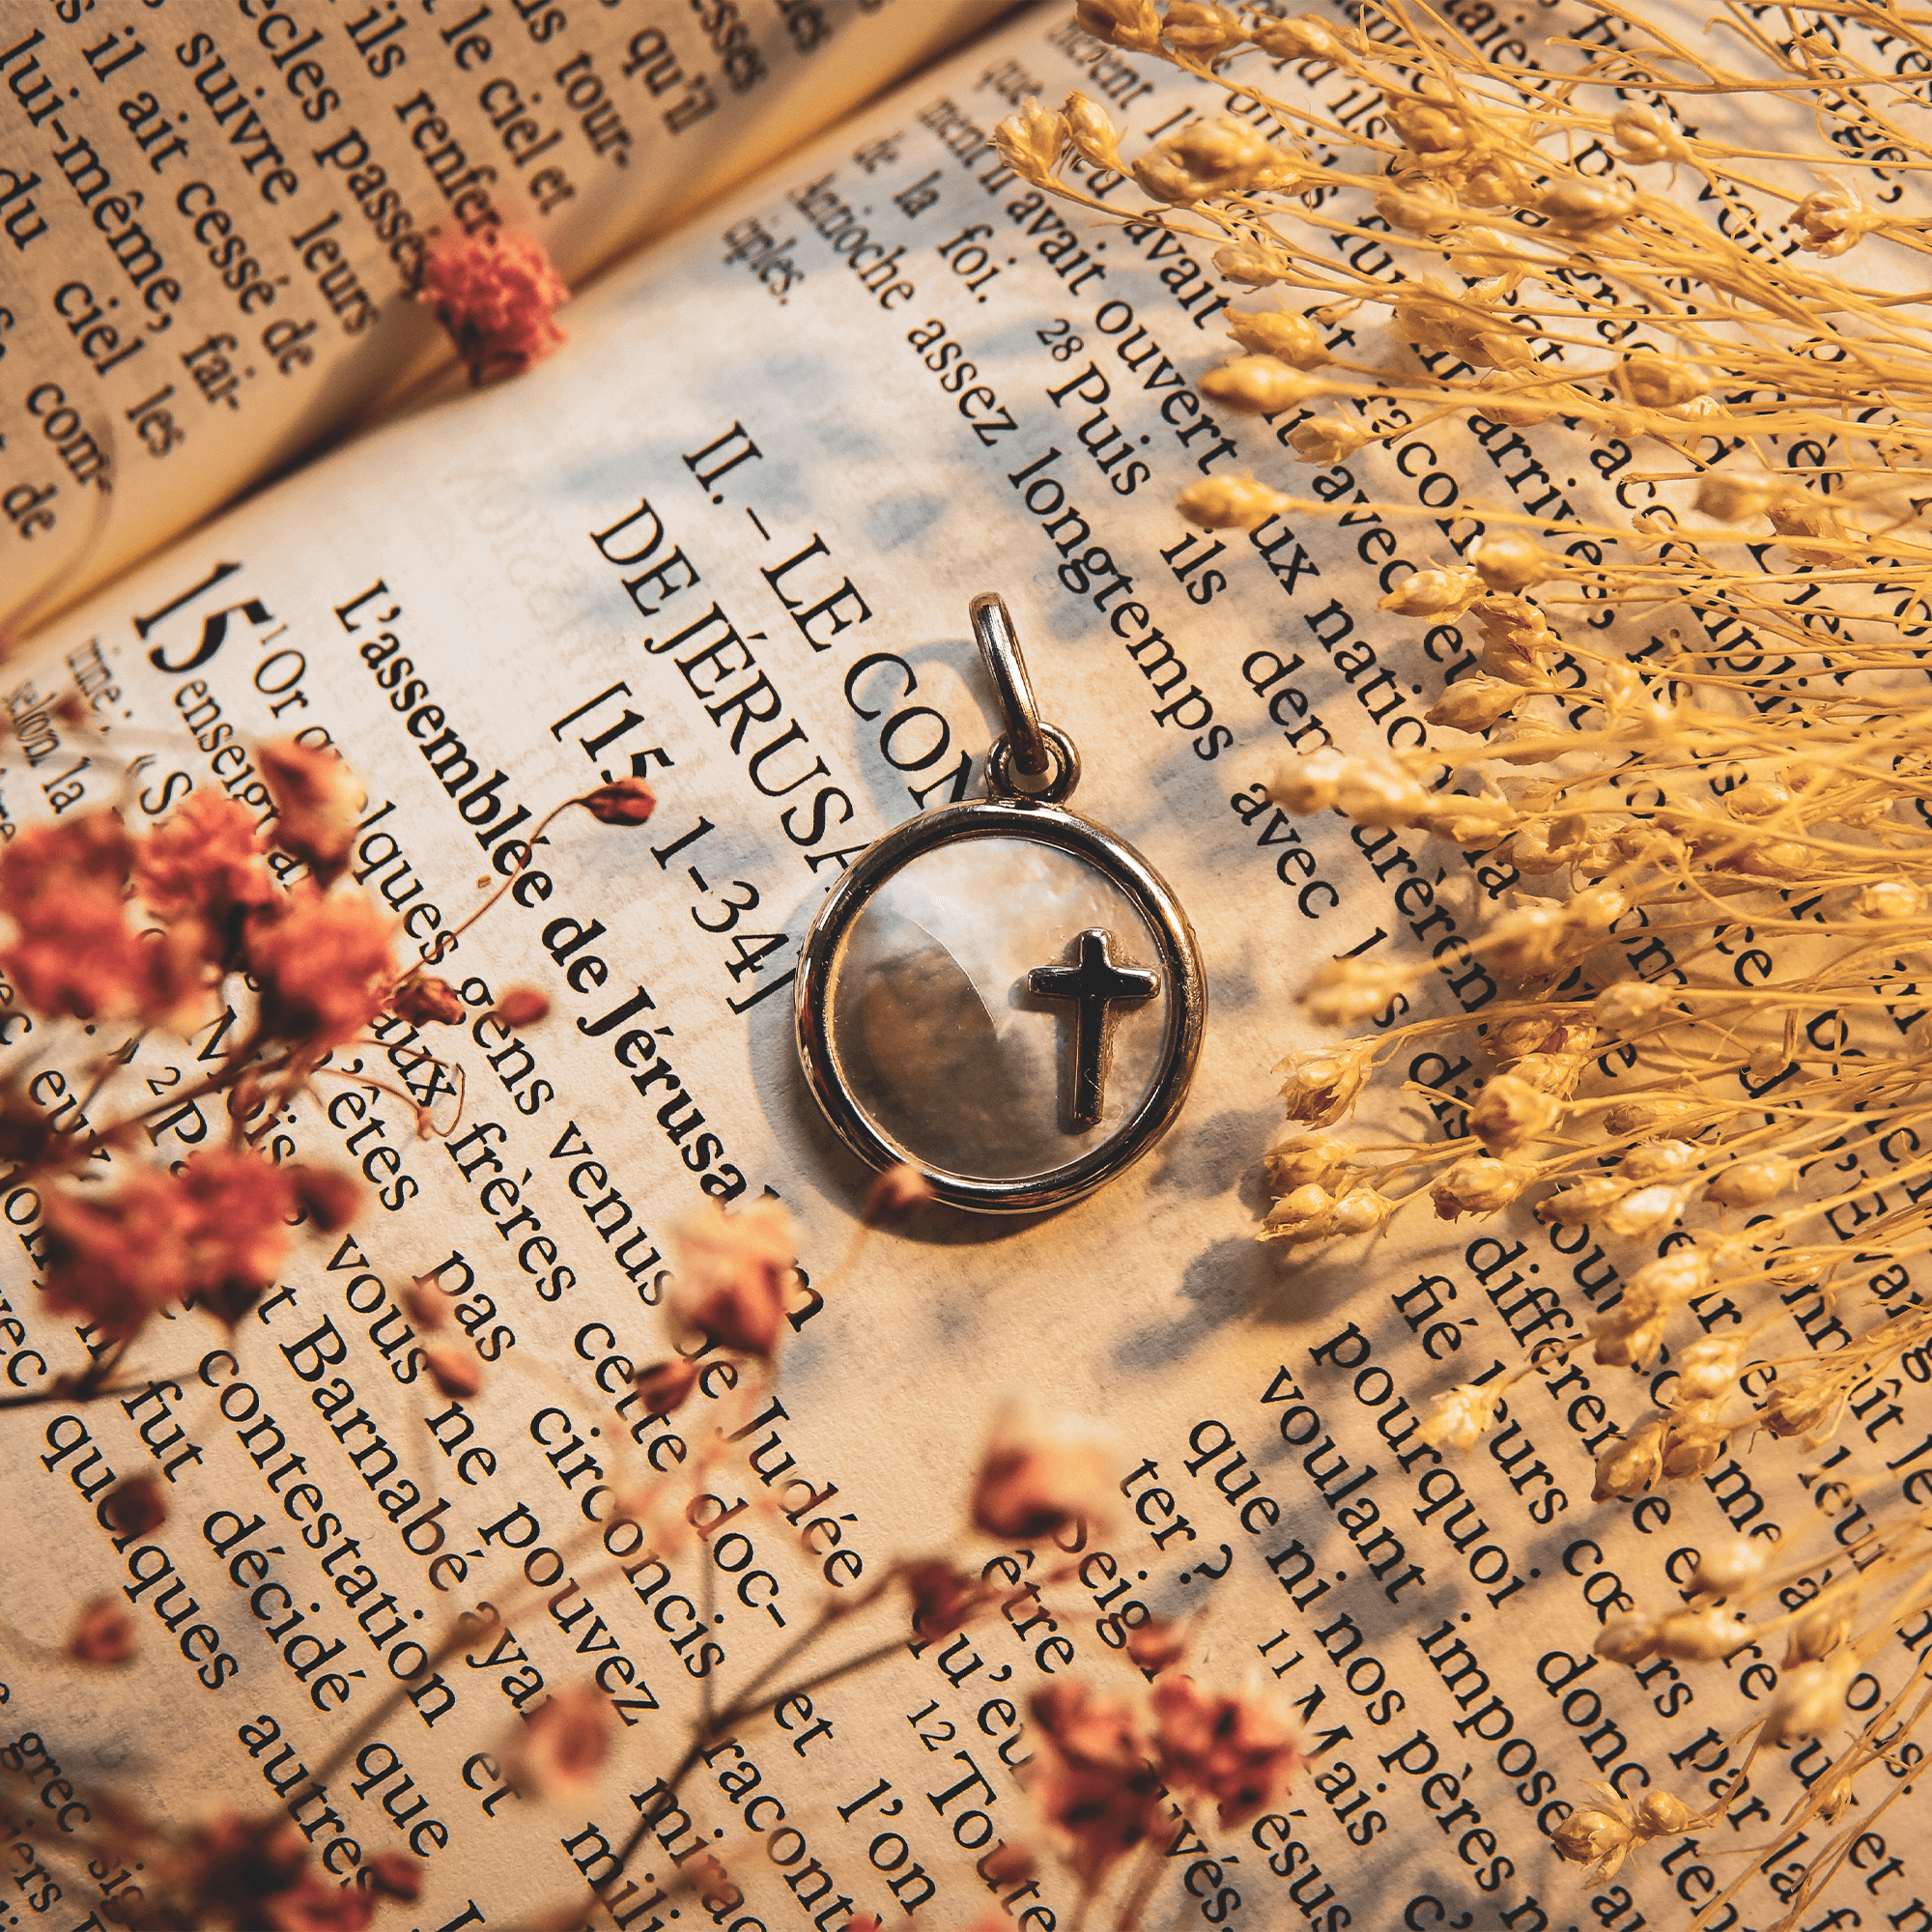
1027 927 1159 1131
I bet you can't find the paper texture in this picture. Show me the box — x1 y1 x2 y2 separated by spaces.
0 0 1009 620
2 7 1926 1932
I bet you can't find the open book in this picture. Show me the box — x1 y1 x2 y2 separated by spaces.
3 4 1923 1932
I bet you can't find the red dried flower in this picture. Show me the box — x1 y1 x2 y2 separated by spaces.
493 985 550 1028
264 1874 376 1932
69 1596 138 1663
135 791 275 927
419 226 569 385
389 973 465 1026
424 1343 481 1399
43 1149 297 1336
292 1166 362 1234
668 1199 796 1358
364 1853 421 1902
904 1561 990 1639
1151 1674 1304 1828
101 1475 168 1538
259 739 360 884
503 1682 611 1797
971 1408 1119 1544
185 1814 308 1922
247 887 395 1048
1027 1683 1163 1888
581 776 657 825
1125 1617 1188 1676
863 1162 935 1227
634 1356 700 1415
0 811 154 1020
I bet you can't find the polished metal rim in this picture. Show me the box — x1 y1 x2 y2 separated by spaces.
793 795 1207 1214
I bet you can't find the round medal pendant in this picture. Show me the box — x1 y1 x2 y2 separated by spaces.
795 594 1206 1213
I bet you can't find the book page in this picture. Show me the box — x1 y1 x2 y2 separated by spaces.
2 6 1927 1932
0 0 1010 624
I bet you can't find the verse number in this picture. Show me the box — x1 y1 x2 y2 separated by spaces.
1037 318 1084 361
905 1700 957 1750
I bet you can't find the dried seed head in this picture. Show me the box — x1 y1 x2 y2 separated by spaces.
1159 1 1245 57
1767 1657 1855 1745
1690 1536 1766 1598
1200 354 1334 413
1287 415 1378 463
1326 1182 1396 1236
1594 1615 1659 1665
1784 1599 1853 1666
1534 1175 1629 1226
1134 115 1279 203
1073 0 1163 52
1694 467 1785 522
1610 104 1691 166
1593 981 1671 1029
1705 1155 1796 1208
1761 1370 1843 1441
1618 1140 1699 1184
1857 879 1923 920
1299 957 1413 1025
1617 351 1705 411
1426 675 1521 731
1249 14 1341 61
1226 308 1331 368
1552 1804 1634 1882
1674 1333 1745 1401
1276 1040 1376 1126
1177 471 1293 531
1604 1096 1703 1137
1470 1071 1561 1154
1591 1420 1665 1500
1416 1380 1505 1449
1788 184 1869 257
1537 177 1636 235
1430 1154 1532 1220
1600 1181 1694 1240
1653 1605 1757 1662
995 98 1068 185
1260 1182 1337 1244
1212 239 1290 286
1266 747 1350 813
1262 1130 1354 1193
1378 566 1484 618
1064 93 1123 170
1471 533 1562 592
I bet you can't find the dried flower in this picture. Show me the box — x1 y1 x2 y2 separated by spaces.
136 790 275 927
420 226 568 384
1535 1175 1629 1226
1593 982 1672 1029
1132 116 1279 204
1761 1370 1845 1441
69 1596 137 1664
1276 1040 1375 1125
1768 1657 1854 1744
1592 1419 1665 1501
1470 533 1561 592
1176 471 1292 530
1787 184 1869 256
1126 1618 1187 1675
1674 1334 1746 1401
424 1344 481 1400
862 1162 935 1226
259 739 360 884
503 1683 611 1798
1616 351 1704 412
1594 1616 1659 1666
493 985 551 1028
389 973 466 1026
971 1407 1118 1542
1610 105 1692 166
364 1854 421 1902
1653 1606 1757 1662
1027 1682 1162 1885
1417 1380 1505 1449
1262 1131 1354 1193
1152 1674 1304 1827
1469 1072 1560 1154
633 1356 701 1415
995 98 1068 184
1431 1155 1531 1221
1785 1600 1853 1667
1227 308 1330 367
1064 93 1122 170
1260 1182 1336 1245
1285 415 1377 463
1299 957 1411 1025
1705 1156 1795 1207
580 776 658 826
668 1198 797 1358
1212 239 1289 286
1199 355 1333 414
1691 1537 1767 1598
293 1167 363 1234
247 887 395 1049
1378 566 1483 618
1536 178 1635 236
1073 0 1162 54
905 1562 990 1638
1552 1802 1635 1882
102 1475 167 1539
1600 1181 1694 1240
1426 676 1522 730
1159 1 1244 58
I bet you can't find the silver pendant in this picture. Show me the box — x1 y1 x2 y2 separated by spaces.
795 593 1206 1213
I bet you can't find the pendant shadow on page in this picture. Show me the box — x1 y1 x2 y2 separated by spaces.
837 904 1069 1182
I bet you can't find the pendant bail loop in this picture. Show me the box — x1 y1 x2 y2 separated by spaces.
971 591 1049 779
